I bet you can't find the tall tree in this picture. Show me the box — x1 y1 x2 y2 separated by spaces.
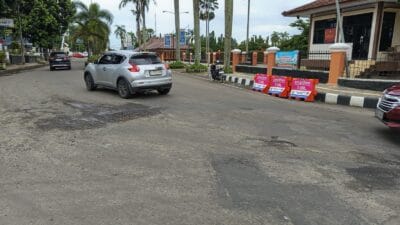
3 0 75 50
114 25 127 49
139 0 155 48
127 31 138 48
224 0 233 70
193 0 201 64
119 0 141 47
200 0 218 62
74 1 113 56
174 0 181 61
279 19 310 52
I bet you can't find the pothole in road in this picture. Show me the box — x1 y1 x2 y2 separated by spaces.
35 99 161 131
244 136 297 148
346 166 400 190
352 152 400 166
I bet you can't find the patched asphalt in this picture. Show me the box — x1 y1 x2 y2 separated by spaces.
0 61 399 225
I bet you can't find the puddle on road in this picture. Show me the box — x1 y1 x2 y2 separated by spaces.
346 166 400 190
35 99 161 131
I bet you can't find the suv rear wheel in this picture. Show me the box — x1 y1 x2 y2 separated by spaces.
117 79 132 99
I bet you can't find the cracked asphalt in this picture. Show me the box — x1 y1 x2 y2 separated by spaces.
0 60 399 225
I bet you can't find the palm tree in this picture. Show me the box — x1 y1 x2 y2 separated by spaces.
200 0 218 61
174 0 181 61
114 25 127 49
193 0 201 64
119 0 141 47
139 0 155 48
224 0 233 70
127 31 137 48
74 1 113 56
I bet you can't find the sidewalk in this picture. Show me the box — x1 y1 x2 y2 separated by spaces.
0 63 48 77
222 72 382 109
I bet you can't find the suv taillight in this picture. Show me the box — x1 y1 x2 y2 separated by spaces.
128 63 140 72
164 63 170 70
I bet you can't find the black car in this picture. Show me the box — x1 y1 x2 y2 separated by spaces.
49 52 71 71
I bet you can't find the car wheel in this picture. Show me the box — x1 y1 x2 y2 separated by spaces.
158 88 171 95
117 79 132 99
84 74 97 91
50 66 54 71
67 66 71 70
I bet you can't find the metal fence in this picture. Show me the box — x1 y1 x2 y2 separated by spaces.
300 51 331 71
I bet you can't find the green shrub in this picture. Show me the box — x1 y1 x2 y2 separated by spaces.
186 63 208 73
0 51 6 63
87 55 100 63
224 66 233 74
169 61 186 69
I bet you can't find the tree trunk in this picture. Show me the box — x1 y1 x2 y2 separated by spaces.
224 0 233 70
136 4 142 48
193 0 201 64
174 0 181 61
142 2 147 50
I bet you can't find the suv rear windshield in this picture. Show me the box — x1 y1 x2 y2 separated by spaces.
51 52 67 57
129 55 161 65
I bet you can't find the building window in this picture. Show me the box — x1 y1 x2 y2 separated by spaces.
379 12 396 52
313 18 337 44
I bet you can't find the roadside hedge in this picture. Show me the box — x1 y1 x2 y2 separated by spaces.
186 63 208 73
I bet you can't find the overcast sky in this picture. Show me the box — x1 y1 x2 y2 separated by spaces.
79 0 310 49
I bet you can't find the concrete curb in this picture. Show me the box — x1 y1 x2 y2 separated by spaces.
0 64 48 77
222 74 380 109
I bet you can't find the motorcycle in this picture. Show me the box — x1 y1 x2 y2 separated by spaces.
210 60 224 81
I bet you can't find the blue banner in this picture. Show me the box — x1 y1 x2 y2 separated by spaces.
179 30 186 46
164 34 171 48
276 50 299 69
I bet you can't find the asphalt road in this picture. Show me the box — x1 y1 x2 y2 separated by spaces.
0 61 399 225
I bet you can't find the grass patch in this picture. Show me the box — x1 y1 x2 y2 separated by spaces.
186 63 208 73
168 61 186 69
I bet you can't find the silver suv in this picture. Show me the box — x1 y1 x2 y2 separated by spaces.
84 51 172 98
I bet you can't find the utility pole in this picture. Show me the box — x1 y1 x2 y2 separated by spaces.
335 0 349 78
155 12 157 35
246 0 250 53
206 0 210 65
174 0 181 61
17 3 25 64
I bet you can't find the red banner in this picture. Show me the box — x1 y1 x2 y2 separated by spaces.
324 28 336 43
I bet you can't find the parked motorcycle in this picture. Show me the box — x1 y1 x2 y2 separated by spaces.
210 60 224 81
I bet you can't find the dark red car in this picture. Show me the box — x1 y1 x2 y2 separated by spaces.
376 84 400 129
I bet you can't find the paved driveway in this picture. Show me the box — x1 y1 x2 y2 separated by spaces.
0 61 399 225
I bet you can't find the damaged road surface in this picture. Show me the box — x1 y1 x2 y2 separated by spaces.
0 61 399 225
35 99 161 131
